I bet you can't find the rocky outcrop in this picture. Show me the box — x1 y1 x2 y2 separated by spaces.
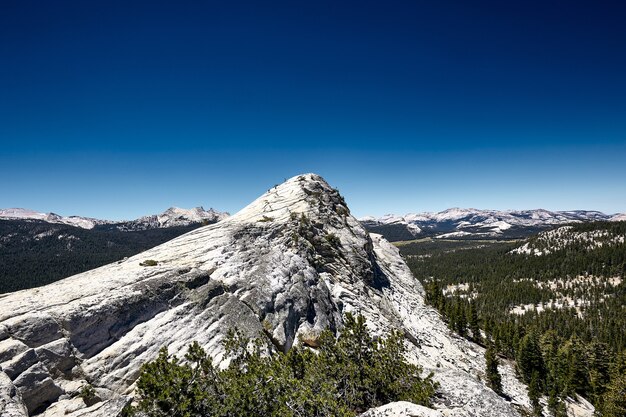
360 401 443 417
0 372 28 417
0 174 535 416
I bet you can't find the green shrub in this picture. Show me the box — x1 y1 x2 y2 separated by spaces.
125 314 436 417
139 259 158 267
78 384 97 406
325 233 341 248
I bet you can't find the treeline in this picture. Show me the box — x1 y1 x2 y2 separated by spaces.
0 220 202 293
400 223 626 415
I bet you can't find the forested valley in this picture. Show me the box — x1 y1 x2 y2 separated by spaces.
400 221 626 416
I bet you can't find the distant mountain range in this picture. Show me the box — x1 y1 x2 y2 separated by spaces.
0 207 228 293
0 206 229 230
2 205 623 244
2 205 624 292
360 208 625 241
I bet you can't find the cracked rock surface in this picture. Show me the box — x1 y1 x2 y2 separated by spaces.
0 174 562 416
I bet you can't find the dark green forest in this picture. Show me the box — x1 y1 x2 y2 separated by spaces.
361 222 418 242
400 221 626 416
0 220 204 293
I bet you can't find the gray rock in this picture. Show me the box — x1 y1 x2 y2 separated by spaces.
67 396 130 417
360 401 443 417
3 313 64 348
0 324 9 341
0 372 28 417
35 339 76 376
13 363 63 414
1 349 38 380
0 339 29 364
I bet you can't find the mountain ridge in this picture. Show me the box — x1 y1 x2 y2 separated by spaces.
360 208 621 241
0 206 229 230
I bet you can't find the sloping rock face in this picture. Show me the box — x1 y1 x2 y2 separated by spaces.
0 174 531 416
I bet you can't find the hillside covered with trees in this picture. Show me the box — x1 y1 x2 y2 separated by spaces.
400 221 626 416
0 219 203 293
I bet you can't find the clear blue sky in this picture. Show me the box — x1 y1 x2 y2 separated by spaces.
1 1 625 219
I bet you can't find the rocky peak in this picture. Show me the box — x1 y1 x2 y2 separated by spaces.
0 174 541 417
232 173 347 223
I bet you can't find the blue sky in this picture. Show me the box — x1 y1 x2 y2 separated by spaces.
1 1 625 219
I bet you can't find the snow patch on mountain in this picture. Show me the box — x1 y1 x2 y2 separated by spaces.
0 209 107 230
610 213 626 222
0 206 228 231
360 208 612 240
433 231 473 239
477 220 512 231
117 207 229 230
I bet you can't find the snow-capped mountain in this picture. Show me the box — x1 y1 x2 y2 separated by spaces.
360 208 614 241
0 206 229 231
610 212 626 222
0 174 538 417
113 206 229 231
0 208 110 230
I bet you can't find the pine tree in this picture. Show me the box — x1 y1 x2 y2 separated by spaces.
485 343 502 395
559 335 589 397
528 371 543 416
398 225 626 413
547 384 566 417
601 352 626 417
425 279 445 311
454 301 467 337
587 341 611 407
446 301 455 331
517 332 546 387
602 373 626 417
468 301 481 343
